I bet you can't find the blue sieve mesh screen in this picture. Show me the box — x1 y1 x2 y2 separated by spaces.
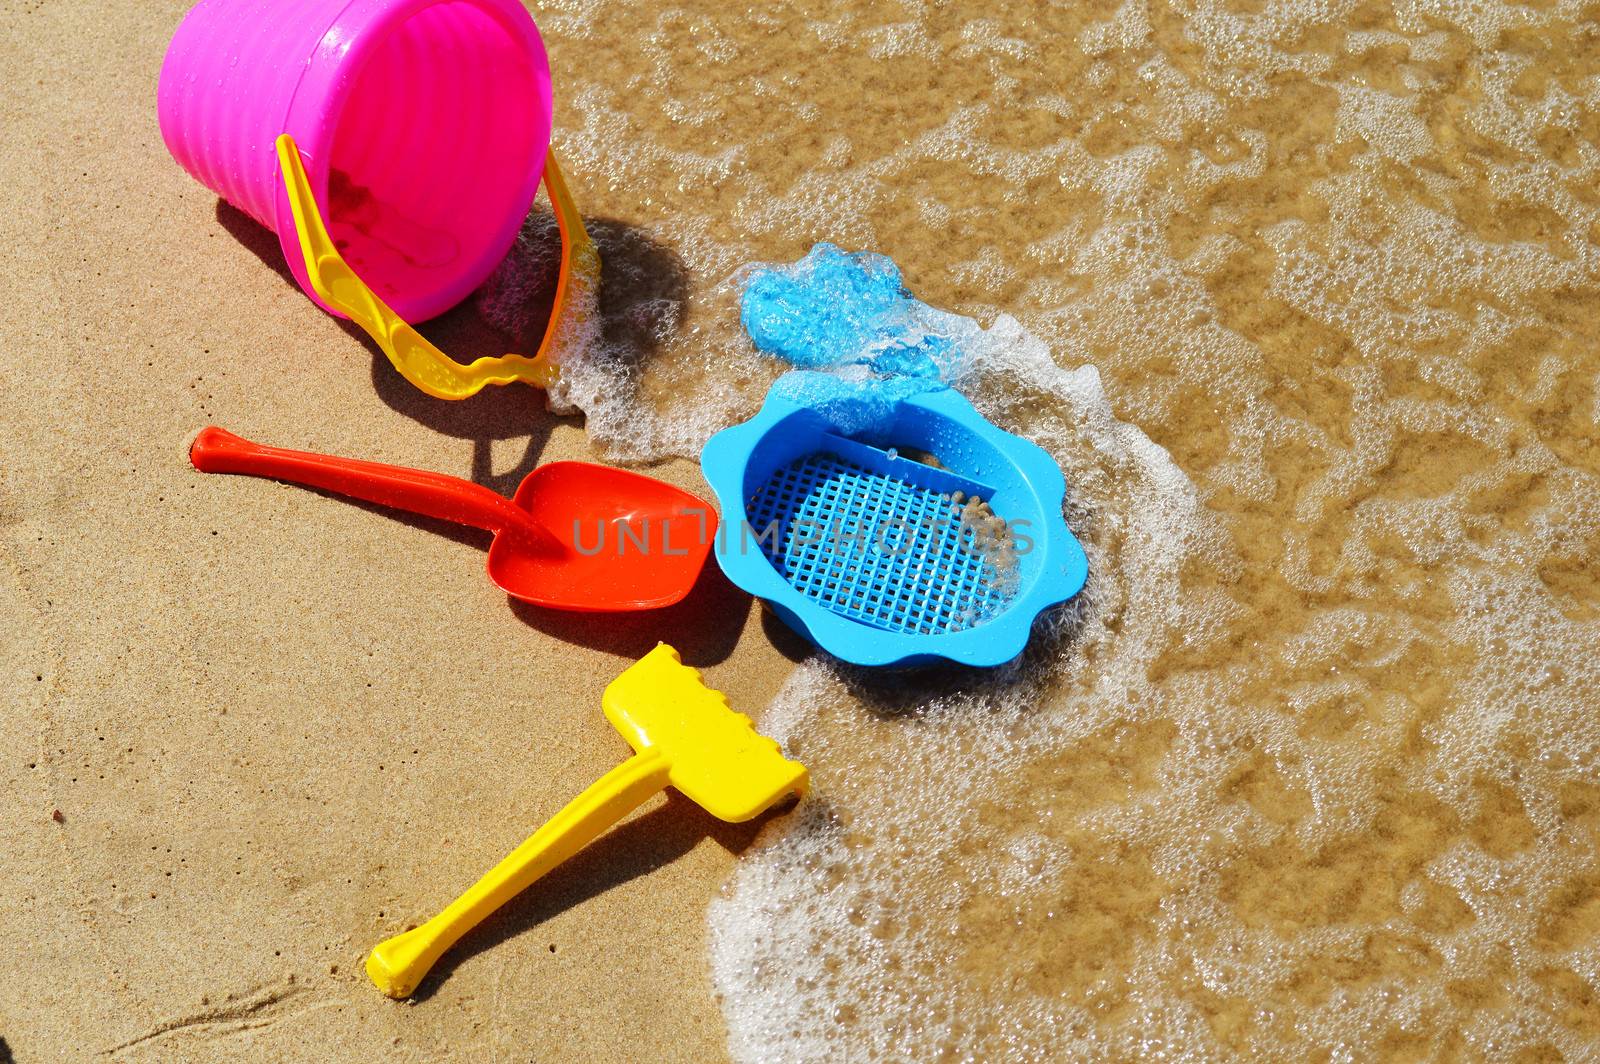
745 451 1013 635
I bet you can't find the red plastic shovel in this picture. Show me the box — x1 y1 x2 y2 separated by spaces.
190 427 715 611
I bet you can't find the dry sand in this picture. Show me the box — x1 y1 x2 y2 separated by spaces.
0 3 798 1060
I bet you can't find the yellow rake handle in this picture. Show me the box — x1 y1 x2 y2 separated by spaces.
365 750 671 999
275 133 600 400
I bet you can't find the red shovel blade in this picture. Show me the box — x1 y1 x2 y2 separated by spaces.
495 462 716 611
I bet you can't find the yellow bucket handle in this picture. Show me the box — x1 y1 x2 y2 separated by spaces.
275 133 600 400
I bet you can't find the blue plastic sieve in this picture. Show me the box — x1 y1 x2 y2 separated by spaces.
701 377 1087 667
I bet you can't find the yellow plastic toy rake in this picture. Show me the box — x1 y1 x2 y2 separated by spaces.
366 644 808 998
275 133 600 400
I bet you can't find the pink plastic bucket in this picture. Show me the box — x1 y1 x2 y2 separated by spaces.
158 0 553 322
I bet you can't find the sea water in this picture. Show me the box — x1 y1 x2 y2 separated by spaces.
482 0 1600 1058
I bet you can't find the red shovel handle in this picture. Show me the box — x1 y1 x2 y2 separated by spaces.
190 427 557 549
